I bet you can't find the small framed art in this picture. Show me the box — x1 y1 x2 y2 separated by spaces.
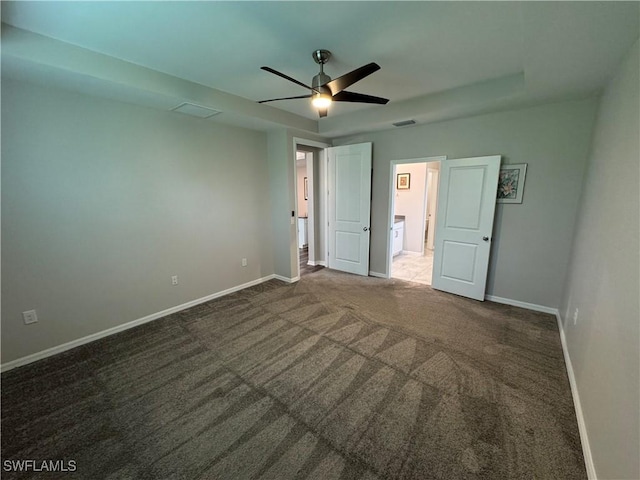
497 164 527 204
397 173 411 190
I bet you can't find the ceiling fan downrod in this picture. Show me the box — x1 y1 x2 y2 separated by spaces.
311 50 332 92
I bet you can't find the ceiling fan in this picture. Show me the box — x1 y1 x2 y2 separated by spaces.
258 49 389 118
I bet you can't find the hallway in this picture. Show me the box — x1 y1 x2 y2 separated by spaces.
299 246 324 276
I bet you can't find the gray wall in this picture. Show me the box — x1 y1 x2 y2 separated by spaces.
560 40 639 480
267 128 291 279
2 79 274 363
334 98 599 308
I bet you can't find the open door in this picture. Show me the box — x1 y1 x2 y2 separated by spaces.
327 143 372 276
432 155 501 300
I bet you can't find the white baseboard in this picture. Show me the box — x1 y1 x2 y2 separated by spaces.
1 274 279 373
484 295 596 478
0 280 598 480
484 294 558 315
555 312 597 480
274 274 299 283
486 295 597 478
306 260 327 267
368 271 388 279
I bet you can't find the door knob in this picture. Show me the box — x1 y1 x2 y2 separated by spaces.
363 227 369 232
482 236 489 242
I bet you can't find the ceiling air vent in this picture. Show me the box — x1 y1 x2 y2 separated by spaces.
393 119 416 127
171 102 221 118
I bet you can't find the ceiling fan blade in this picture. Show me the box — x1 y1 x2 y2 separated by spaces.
318 108 328 118
325 63 381 96
258 94 312 104
332 90 389 104
261 66 317 92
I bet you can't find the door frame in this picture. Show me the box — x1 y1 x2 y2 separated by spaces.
425 167 440 250
292 137 331 280
386 155 446 279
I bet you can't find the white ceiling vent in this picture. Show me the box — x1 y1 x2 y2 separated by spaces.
171 102 221 118
393 119 416 127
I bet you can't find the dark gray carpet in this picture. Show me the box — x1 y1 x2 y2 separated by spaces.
1 269 586 479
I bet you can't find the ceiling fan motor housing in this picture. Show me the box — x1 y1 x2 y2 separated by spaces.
312 73 332 95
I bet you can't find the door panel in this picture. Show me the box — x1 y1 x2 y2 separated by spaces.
441 241 477 282
432 156 500 300
335 232 361 262
328 143 372 276
444 167 486 229
336 155 362 221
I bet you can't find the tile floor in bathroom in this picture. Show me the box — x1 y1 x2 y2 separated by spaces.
391 243 434 285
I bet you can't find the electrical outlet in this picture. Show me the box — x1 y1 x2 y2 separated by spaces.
241 258 248 267
573 308 579 325
171 275 179 286
23 310 38 325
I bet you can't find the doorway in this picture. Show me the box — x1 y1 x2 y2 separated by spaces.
293 137 330 279
388 156 445 285
292 141 373 279
296 149 324 276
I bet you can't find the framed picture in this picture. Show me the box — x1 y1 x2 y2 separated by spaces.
304 177 308 200
397 173 411 190
497 163 527 204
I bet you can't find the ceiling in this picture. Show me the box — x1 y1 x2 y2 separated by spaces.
2 1 638 137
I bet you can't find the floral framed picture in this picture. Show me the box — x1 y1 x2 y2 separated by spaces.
397 173 411 190
497 163 527 204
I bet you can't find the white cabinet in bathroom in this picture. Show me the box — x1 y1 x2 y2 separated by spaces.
393 220 404 256
298 217 308 248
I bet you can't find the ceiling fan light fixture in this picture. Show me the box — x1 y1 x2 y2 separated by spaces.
259 49 388 116
312 93 332 109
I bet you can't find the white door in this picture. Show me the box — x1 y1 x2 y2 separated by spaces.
432 155 501 300
327 143 372 276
